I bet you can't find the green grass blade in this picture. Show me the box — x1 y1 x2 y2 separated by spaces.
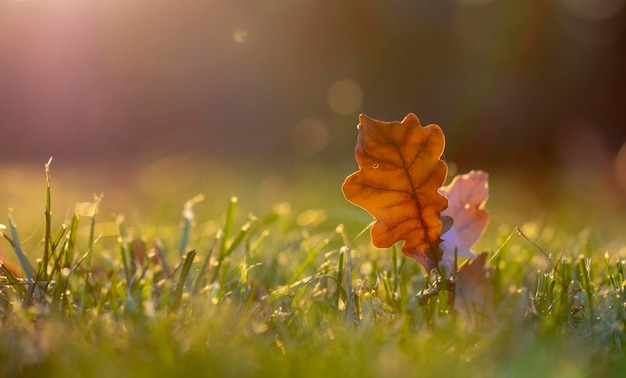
76 195 102 270
51 248 70 311
220 196 238 259
0 261 26 297
213 198 253 285
117 216 131 282
86 214 96 269
193 236 218 294
335 246 345 311
391 244 399 293
7 214 33 282
336 225 353 321
179 194 204 258
288 235 329 284
65 212 79 267
224 217 253 257
42 157 53 282
172 249 196 311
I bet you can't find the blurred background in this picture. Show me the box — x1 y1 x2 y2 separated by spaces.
1 0 625 230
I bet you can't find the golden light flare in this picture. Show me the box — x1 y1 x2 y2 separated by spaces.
233 29 248 43
327 79 363 115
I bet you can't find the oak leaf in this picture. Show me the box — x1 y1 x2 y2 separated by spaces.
439 170 489 272
342 113 448 271
451 252 495 322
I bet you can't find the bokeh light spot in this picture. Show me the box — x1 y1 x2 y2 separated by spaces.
559 0 625 20
76 202 98 217
233 29 248 43
297 209 327 227
556 0 625 45
327 79 363 115
291 118 329 157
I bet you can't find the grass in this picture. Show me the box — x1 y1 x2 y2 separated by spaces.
0 160 626 377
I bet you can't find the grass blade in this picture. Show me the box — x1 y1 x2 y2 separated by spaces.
220 196 238 258
193 236 218 294
336 225 353 322
41 157 53 282
77 196 102 270
7 214 33 282
117 215 131 282
335 246 345 310
179 194 204 258
172 249 196 311
65 212 79 268
0 261 26 297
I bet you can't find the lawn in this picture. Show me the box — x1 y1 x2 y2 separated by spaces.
0 158 625 378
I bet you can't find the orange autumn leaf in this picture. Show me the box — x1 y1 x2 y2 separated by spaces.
439 170 489 271
342 113 448 271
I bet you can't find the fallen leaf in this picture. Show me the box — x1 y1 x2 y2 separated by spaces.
439 170 489 272
0 257 21 279
342 113 448 271
451 252 495 321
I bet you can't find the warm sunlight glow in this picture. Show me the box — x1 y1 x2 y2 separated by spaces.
291 118 329 157
327 79 363 115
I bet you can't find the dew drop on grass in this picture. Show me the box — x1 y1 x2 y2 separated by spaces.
77 202 97 217
252 322 268 334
